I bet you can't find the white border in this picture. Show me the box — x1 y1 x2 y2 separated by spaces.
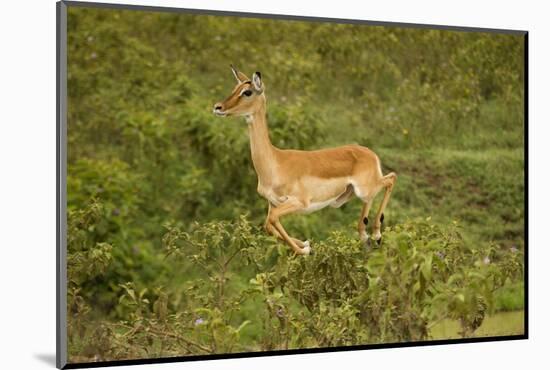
1 0 548 369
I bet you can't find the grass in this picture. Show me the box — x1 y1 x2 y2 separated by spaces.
494 282 525 311
430 310 525 339
380 147 524 246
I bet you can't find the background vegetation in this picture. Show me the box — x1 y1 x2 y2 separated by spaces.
66 6 525 363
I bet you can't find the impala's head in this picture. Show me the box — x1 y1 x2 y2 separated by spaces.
213 65 265 118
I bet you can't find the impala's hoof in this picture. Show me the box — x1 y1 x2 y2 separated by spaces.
380 213 385 224
376 237 382 246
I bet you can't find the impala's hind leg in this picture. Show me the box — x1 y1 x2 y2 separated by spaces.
357 198 373 244
372 172 397 244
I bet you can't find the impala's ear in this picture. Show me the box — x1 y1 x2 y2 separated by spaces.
230 64 249 83
252 71 263 93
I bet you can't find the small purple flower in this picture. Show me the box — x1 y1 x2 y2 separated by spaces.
112 208 120 216
194 318 204 326
90 52 97 59
483 256 491 265
436 251 445 260
510 246 519 253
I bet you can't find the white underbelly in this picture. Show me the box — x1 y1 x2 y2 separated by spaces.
298 196 341 214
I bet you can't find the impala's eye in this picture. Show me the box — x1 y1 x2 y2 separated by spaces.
242 90 253 97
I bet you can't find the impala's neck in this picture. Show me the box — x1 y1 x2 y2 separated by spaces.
247 97 277 183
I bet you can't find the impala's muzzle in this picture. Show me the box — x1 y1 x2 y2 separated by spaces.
213 103 226 116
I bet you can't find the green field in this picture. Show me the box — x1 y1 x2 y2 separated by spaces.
66 6 525 363
431 310 525 339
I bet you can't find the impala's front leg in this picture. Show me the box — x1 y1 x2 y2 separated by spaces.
267 198 311 255
264 203 309 249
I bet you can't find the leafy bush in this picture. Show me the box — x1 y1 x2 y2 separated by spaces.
247 219 522 345
68 217 522 360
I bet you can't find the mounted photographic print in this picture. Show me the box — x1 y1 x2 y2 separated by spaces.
56 1 527 368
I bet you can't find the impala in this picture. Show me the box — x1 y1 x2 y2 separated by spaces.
213 66 397 255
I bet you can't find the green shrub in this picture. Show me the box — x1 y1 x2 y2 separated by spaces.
69 217 523 360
